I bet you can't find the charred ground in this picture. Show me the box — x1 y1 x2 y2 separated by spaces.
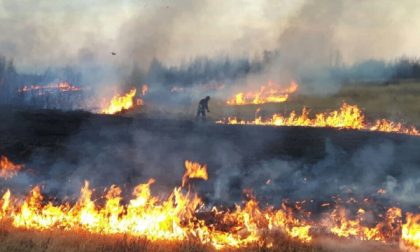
1 106 419 207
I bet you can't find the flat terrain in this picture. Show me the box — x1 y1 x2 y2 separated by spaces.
209 81 420 126
0 82 420 252
0 221 400 252
0 106 419 204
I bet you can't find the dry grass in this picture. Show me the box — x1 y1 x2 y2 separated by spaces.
0 221 312 252
0 221 208 252
209 81 420 127
0 221 402 252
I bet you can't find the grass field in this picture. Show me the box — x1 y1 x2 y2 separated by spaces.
0 221 402 252
209 81 420 127
1 81 418 252
0 221 308 252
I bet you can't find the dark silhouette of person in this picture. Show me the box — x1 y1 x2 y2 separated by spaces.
196 96 210 121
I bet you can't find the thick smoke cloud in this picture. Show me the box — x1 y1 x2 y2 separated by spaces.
1 0 419 71
259 0 344 95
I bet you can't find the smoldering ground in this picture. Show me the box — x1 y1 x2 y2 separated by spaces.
1 109 420 214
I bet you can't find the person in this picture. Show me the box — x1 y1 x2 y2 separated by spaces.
196 96 210 121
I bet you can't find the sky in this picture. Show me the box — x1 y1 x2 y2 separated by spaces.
0 0 420 71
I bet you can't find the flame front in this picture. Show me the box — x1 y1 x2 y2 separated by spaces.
218 103 420 136
18 82 81 94
1 161 420 250
324 206 402 242
227 81 298 105
0 156 22 179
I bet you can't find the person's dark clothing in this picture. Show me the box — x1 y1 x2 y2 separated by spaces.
196 97 210 119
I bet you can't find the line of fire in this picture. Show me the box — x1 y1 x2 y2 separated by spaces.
1 1 420 252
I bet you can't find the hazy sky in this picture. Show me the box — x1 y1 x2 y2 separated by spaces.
0 0 419 70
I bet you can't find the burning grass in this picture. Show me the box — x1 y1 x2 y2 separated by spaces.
212 81 420 127
217 102 419 136
212 81 420 136
226 81 298 105
0 216 405 252
0 221 320 252
0 160 420 251
101 89 139 115
101 85 148 115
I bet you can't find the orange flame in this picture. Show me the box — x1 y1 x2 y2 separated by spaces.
102 89 138 114
0 156 22 179
19 82 81 93
324 207 402 242
218 103 420 136
0 161 313 249
1 161 420 250
227 81 298 105
182 160 208 187
402 213 420 249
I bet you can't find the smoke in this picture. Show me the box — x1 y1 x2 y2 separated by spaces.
3 109 420 212
1 1 419 87
255 0 343 95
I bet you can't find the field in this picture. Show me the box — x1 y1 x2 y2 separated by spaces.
0 221 401 252
1 81 420 252
209 81 420 126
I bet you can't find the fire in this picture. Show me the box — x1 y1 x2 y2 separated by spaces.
182 160 208 187
0 160 312 249
0 156 22 179
402 213 420 249
324 207 402 242
0 190 10 219
102 85 148 115
371 119 420 135
18 82 82 93
218 103 420 136
0 160 419 250
227 81 298 105
102 89 138 114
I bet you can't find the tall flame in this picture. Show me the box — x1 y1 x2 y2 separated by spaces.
0 161 419 250
102 89 138 114
102 85 148 115
0 156 22 179
182 160 208 187
218 103 420 136
402 213 420 249
227 81 298 105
